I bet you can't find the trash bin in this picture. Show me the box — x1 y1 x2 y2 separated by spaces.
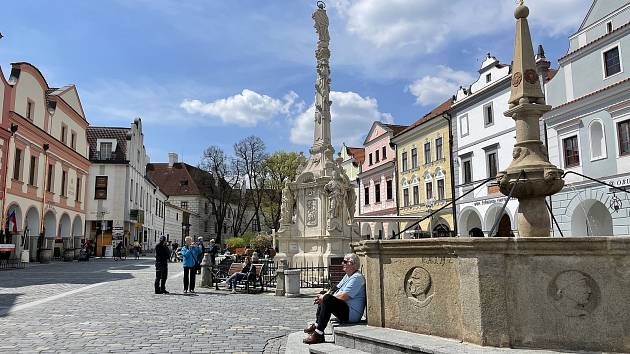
284 269 301 297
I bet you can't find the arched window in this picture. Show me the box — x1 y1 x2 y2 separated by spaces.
589 120 606 160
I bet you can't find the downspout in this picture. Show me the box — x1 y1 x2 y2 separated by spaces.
390 141 400 239
442 113 458 237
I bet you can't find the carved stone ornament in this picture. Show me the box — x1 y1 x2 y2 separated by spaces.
405 267 434 308
547 270 599 317
511 72 522 87
524 69 539 84
306 199 318 226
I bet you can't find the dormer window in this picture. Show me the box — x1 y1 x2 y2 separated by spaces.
606 21 613 34
486 73 491 83
99 142 112 160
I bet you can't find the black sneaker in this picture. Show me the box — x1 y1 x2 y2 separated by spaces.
161 290 170 294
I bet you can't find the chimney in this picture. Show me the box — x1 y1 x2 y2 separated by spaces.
168 152 178 167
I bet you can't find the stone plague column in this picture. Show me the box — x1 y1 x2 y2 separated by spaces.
497 1 564 237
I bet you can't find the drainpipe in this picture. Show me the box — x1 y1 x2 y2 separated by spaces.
390 141 400 239
442 113 458 237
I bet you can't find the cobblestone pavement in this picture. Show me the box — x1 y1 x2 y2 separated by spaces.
0 258 314 353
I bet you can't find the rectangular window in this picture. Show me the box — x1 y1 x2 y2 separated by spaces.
99 142 113 160
368 153 373 165
130 179 134 201
364 187 369 205
437 179 445 200
413 185 419 205
386 180 393 200
563 136 580 167
204 221 209 233
46 164 54 192
426 181 433 200
460 115 469 137
604 46 621 77
463 159 472 184
402 152 408 171
382 146 387 160
486 73 491 83
375 150 380 163
76 177 81 202
618 119 630 155
94 176 108 199
403 188 409 207
61 170 67 197
607 21 613 34
487 152 498 178
484 103 494 126
411 148 418 168
181 201 188 209
436 137 443 160
26 100 34 121
424 142 431 164
61 125 67 144
13 148 22 181
375 183 380 203
140 187 144 207
29 156 37 186
205 202 209 214
70 132 77 150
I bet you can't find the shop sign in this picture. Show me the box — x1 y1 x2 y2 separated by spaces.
473 197 507 207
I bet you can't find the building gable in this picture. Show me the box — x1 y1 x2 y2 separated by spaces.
579 0 628 31
58 85 86 119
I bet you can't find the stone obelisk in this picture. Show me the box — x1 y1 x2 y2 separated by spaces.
275 1 357 267
497 1 564 237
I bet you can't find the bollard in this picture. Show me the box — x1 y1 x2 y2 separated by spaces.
200 253 213 287
285 269 301 297
275 260 288 296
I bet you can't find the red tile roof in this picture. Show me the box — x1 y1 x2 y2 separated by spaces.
86 127 129 162
546 68 557 82
147 162 223 199
383 123 409 136
345 146 365 164
396 98 453 137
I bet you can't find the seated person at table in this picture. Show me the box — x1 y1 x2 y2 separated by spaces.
303 253 366 344
226 256 253 292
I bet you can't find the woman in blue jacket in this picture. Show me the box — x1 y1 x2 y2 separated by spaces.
180 236 202 293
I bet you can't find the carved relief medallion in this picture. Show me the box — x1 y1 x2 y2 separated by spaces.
404 267 434 308
511 72 522 87
306 199 318 226
547 270 599 317
524 69 539 84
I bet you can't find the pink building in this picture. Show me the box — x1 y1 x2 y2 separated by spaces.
358 122 407 239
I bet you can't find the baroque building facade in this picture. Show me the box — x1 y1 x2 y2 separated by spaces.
391 99 454 238
357 122 406 239
3 62 90 260
544 0 630 236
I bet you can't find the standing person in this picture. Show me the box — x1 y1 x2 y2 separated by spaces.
133 240 140 260
154 236 171 294
171 241 179 262
208 239 219 266
180 236 201 294
195 237 205 275
303 253 366 344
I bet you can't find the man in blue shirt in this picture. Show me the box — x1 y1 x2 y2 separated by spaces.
303 253 366 344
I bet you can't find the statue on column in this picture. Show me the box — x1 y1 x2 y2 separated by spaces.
324 170 348 231
280 182 295 225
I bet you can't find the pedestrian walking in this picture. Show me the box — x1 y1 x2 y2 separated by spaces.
195 236 205 275
154 236 171 294
180 236 202 294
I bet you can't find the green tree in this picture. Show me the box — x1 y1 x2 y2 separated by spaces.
261 151 306 231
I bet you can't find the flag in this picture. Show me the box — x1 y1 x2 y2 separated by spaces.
8 210 17 233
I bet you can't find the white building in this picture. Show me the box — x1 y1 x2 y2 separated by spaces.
451 54 519 237
85 118 168 255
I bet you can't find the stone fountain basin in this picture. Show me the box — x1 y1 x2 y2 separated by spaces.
353 237 630 353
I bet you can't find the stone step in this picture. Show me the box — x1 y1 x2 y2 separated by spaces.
309 342 368 354
332 325 570 354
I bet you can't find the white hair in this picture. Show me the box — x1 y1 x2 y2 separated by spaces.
345 253 360 268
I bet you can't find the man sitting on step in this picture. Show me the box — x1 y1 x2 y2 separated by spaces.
303 253 366 344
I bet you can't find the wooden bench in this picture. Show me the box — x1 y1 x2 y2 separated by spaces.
227 263 265 293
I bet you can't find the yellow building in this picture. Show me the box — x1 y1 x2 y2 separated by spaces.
391 99 455 238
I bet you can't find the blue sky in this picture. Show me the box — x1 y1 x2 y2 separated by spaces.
0 0 592 165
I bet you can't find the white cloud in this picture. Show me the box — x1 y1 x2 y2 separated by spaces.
406 66 475 106
290 91 393 148
181 89 301 127
330 0 589 55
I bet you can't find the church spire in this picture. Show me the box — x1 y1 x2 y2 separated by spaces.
508 1 546 107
